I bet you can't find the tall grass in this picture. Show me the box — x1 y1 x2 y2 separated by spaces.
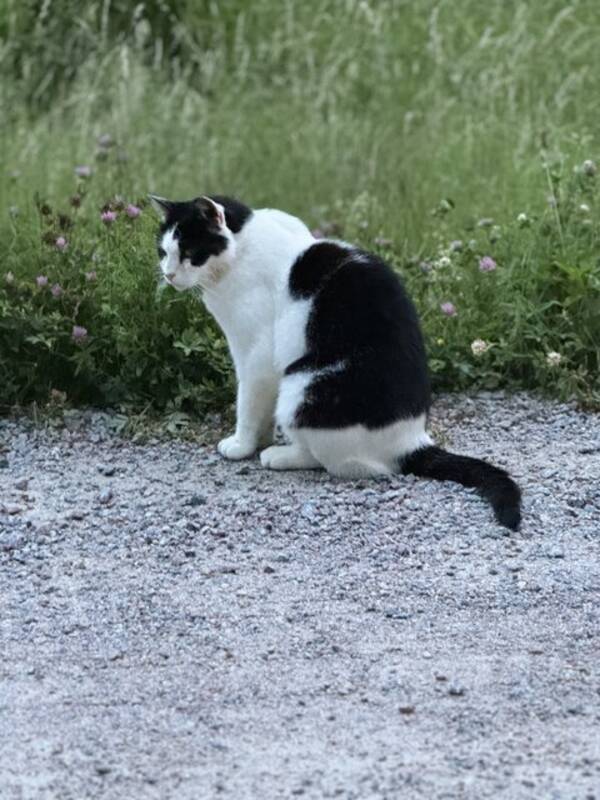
1 0 599 412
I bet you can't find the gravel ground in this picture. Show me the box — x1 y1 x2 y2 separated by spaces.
1 392 599 800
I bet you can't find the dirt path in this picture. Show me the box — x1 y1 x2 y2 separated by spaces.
1 393 599 799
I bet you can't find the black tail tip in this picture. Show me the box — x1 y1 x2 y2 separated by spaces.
494 504 521 532
490 482 522 532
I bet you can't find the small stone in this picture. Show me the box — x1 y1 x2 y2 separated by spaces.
0 458 8 469
98 488 113 505
15 477 29 490
62 625 77 635
187 494 207 506
4 504 24 515
301 502 317 521
385 609 410 620
263 565 276 574
97 463 116 477
448 686 466 697
108 650 125 661
399 705 415 715
1 534 23 551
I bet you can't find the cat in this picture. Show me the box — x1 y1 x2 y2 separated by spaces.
150 194 522 530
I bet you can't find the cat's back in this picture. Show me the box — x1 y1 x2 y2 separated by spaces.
243 208 312 250
289 238 426 358
258 208 313 239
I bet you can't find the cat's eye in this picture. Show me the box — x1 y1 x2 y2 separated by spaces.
157 247 166 258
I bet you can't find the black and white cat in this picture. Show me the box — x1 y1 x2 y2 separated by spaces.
150 194 522 530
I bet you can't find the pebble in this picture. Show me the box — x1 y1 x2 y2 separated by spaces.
98 488 113 505
187 493 207 506
301 503 317 521
15 477 29 490
97 463 116 477
1 534 24 551
385 609 411 620
4 504 24 515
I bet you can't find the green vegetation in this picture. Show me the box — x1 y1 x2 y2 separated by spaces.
1 0 599 413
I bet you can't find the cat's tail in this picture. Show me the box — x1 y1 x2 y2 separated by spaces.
400 446 521 531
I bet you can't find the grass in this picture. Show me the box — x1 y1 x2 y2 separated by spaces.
1 0 599 413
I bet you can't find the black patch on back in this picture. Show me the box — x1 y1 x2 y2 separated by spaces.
157 196 252 266
289 241 351 298
286 243 430 429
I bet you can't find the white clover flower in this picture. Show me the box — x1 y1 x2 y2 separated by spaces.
517 213 529 226
582 159 597 177
579 203 590 213
436 255 451 268
471 339 490 357
546 351 562 367
489 225 502 242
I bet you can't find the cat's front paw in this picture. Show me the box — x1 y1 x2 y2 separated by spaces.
217 435 256 460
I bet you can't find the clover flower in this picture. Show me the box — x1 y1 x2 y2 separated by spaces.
101 210 117 225
440 302 457 317
449 240 463 252
546 351 562 367
471 339 490 356
55 236 68 251
85 270 97 282
74 165 92 179
51 283 63 298
479 256 497 272
5 271 14 284
582 160 597 177
72 325 88 342
125 204 141 219
36 275 49 287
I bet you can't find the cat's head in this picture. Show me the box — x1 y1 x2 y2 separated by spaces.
149 195 250 291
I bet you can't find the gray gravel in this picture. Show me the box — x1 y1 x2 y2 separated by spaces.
1 392 599 800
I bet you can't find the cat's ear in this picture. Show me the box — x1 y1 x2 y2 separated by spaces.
148 194 173 219
195 196 225 229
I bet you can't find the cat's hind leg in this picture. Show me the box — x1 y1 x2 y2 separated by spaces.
260 443 321 471
327 458 392 479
